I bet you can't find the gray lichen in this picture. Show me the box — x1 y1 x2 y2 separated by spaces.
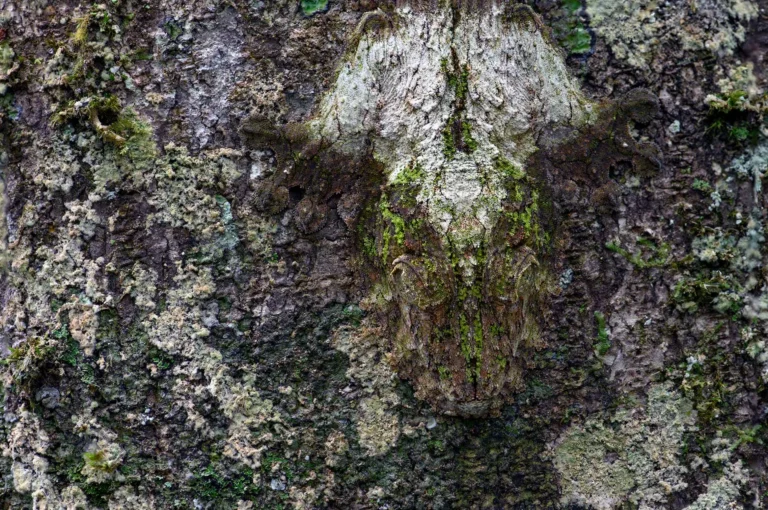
553 383 697 509
586 0 759 69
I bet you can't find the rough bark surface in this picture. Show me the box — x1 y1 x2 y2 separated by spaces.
0 0 767 509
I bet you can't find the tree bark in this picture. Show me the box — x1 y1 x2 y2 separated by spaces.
0 0 767 508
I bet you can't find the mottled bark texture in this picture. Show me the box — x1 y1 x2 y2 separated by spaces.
0 0 767 509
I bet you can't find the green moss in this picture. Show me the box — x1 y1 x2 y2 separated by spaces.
341 305 364 327
440 58 473 158
301 0 328 16
455 67 469 101
605 237 670 269
459 313 471 362
362 235 377 259
550 0 593 55
564 26 592 54
110 109 154 154
705 85 767 145
393 164 425 186
131 48 153 61
82 481 118 507
73 13 91 45
503 184 550 250
520 378 554 404
472 313 483 377
562 0 582 13
692 179 713 192
709 89 751 113
194 465 224 499
83 451 118 473
441 58 469 101
496 156 526 181
149 348 173 370
192 463 261 501
51 95 155 159
163 20 183 41
379 197 406 261
671 272 743 315
442 124 457 160
728 124 757 142
593 311 610 356
461 122 478 152
2 337 54 384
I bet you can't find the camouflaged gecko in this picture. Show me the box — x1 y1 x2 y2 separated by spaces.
246 1 661 417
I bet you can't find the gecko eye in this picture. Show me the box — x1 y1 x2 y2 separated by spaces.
288 186 305 203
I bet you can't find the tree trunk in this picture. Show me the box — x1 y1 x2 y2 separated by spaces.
0 0 767 508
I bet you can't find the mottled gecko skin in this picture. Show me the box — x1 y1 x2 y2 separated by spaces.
254 3 661 417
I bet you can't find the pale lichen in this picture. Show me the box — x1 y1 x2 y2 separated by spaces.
553 382 697 509
68 305 98 357
147 144 243 254
0 40 18 95
586 0 759 69
107 485 157 509
3 410 66 509
729 140 768 200
333 322 401 456
685 434 750 510
143 263 288 471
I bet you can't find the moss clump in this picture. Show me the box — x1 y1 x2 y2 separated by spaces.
503 175 551 251
692 178 713 192
379 197 407 261
191 464 260 502
461 121 477 152
83 451 119 474
465 311 485 382
707 88 764 114
108 109 153 154
163 20 183 41
51 95 155 159
61 3 127 87
441 58 469 101
72 13 91 46
552 0 593 55
301 0 328 16
440 58 474 159
705 64 767 145
605 237 670 269
593 311 610 356
1 308 96 387
393 164 425 186
671 272 743 315
442 124 457 159
496 156 526 180
563 25 592 54
2 336 54 385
